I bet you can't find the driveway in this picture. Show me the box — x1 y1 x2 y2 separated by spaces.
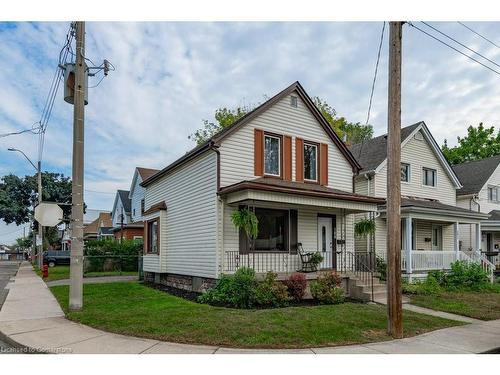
0 261 21 352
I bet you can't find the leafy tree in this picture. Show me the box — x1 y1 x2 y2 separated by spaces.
15 236 33 250
0 172 73 226
189 95 372 146
442 123 500 165
189 106 251 145
311 97 373 145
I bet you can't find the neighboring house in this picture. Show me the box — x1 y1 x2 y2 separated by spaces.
113 167 160 241
351 122 489 280
83 212 113 241
453 155 500 267
140 81 383 293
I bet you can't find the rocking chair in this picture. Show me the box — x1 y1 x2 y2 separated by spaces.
297 243 318 273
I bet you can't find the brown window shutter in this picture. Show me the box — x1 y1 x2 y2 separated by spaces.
296 138 304 182
254 129 264 176
143 221 148 254
289 209 298 254
320 143 328 186
283 135 292 181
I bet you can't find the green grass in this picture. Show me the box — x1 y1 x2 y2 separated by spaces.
36 266 137 282
50 282 463 349
409 289 500 321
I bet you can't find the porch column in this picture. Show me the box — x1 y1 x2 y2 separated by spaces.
475 223 482 253
405 217 412 275
454 222 460 261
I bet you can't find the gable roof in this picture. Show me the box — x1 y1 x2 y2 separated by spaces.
84 212 112 235
142 81 361 187
350 123 421 173
112 190 131 217
453 155 500 196
137 167 159 181
350 121 462 188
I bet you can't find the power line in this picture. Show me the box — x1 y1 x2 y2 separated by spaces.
84 189 115 195
457 21 500 50
365 21 386 126
421 21 500 70
407 22 500 77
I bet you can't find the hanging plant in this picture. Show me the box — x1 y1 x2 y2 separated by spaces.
354 218 376 238
231 208 259 242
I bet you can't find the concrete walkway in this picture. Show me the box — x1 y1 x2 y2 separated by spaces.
46 275 138 287
1 262 499 354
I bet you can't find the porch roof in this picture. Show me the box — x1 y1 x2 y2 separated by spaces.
219 178 385 204
379 196 490 222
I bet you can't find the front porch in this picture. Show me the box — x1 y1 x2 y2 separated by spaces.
378 197 494 280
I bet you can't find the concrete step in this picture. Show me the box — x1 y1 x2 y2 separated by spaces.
358 284 387 294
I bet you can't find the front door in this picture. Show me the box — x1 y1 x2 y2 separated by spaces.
318 216 336 269
431 225 443 251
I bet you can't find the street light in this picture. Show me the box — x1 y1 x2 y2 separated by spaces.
8 147 43 268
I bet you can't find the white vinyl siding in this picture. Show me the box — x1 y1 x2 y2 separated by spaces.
374 130 457 205
476 164 500 214
130 174 145 223
111 196 131 228
144 152 218 278
218 92 354 192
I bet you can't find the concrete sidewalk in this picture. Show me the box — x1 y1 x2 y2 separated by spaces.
1 262 499 354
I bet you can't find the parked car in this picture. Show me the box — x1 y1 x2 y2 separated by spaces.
43 250 71 267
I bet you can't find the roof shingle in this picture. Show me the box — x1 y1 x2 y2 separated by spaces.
453 155 500 196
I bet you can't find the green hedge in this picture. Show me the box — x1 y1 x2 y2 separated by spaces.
84 239 142 273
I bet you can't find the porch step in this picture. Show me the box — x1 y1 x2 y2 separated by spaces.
347 276 388 303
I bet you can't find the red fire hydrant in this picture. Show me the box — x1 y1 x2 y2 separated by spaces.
42 264 49 279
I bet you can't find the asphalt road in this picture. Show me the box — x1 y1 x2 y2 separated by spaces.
0 261 20 352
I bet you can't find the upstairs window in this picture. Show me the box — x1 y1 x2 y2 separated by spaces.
264 134 281 176
401 163 410 182
304 142 318 182
488 186 499 202
422 167 436 187
290 95 298 108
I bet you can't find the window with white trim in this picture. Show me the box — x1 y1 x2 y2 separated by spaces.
422 167 436 187
488 186 499 202
304 143 318 181
264 135 281 176
401 163 410 182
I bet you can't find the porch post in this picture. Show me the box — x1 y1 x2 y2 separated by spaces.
405 217 412 276
454 222 460 261
475 223 481 253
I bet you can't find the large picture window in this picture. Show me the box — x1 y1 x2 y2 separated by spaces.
147 219 158 253
254 208 289 251
264 134 281 176
304 143 318 181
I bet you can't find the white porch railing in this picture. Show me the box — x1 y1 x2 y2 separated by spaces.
460 250 495 281
223 251 334 274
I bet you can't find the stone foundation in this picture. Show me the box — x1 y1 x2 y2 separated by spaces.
145 272 217 293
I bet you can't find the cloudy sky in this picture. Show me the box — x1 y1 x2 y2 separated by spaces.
1 21 499 244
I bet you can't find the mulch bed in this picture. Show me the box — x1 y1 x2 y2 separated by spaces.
143 282 201 302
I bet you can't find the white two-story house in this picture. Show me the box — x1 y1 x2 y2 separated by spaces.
454 155 500 268
140 82 383 293
112 167 159 241
351 122 489 280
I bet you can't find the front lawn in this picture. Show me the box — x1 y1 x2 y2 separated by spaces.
36 266 137 282
50 282 463 349
409 289 500 321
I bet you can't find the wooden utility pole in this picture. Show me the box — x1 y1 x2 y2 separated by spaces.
69 21 85 311
386 21 403 338
37 160 43 269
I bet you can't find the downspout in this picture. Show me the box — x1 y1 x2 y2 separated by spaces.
211 143 222 277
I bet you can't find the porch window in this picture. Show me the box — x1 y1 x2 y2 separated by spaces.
264 135 281 176
422 167 436 187
146 219 158 254
401 163 410 182
254 208 289 251
488 186 498 202
304 143 318 182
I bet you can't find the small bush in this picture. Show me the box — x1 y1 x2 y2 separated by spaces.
310 271 345 304
376 256 387 281
255 272 290 307
197 267 258 308
446 260 489 290
284 273 307 301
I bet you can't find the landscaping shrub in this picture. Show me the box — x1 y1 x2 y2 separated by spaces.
310 271 345 304
84 239 142 272
284 272 307 302
255 272 290 307
446 260 489 290
376 255 387 281
197 267 258 308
